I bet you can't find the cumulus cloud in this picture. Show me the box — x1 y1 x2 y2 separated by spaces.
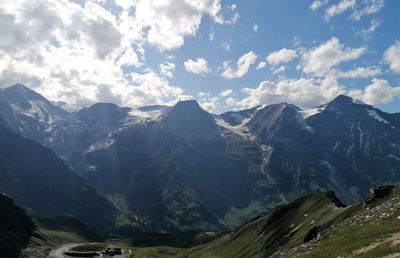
160 61 176 78
256 61 267 70
221 51 257 79
325 0 356 21
0 0 190 109
233 76 344 109
333 66 381 78
349 79 400 105
266 48 298 66
129 72 192 106
197 91 219 112
301 37 366 76
220 89 233 97
184 58 210 76
132 0 223 50
383 41 400 74
272 66 286 74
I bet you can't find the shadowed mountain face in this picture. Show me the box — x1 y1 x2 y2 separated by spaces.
0 114 118 232
0 193 35 258
0 84 400 233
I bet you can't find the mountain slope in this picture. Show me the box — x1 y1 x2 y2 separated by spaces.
0 115 118 231
128 185 400 258
0 193 36 258
1 84 400 233
85 100 271 232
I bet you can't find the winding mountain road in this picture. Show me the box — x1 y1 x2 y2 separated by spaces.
49 243 131 258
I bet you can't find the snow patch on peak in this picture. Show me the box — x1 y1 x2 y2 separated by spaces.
295 112 314 132
127 107 169 123
367 110 389 124
352 99 366 105
216 117 250 138
300 105 326 119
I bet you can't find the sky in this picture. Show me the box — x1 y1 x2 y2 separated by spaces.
0 0 399 114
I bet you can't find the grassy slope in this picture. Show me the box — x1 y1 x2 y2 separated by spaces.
127 191 355 257
32 186 400 258
35 216 103 244
126 187 400 257
293 186 400 258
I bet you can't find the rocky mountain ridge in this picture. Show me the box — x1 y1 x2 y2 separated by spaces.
0 83 399 233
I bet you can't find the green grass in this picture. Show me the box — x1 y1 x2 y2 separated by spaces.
296 218 400 257
70 243 107 252
122 191 354 258
122 188 400 258
294 186 400 258
40 187 400 258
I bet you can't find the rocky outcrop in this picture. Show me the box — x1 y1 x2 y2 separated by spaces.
365 185 393 204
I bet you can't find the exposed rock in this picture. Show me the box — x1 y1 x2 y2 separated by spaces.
303 226 319 243
365 185 393 204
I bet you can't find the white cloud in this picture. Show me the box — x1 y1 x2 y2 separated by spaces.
220 89 233 97
227 4 237 11
209 31 215 41
310 0 329 11
325 0 356 21
272 66 286 74
301 37 366 76
351 0 384 21
117 48 141 67
333 66 381 78
358 19 381 39
197 91 219 112
383 41 400 74
256 61 267 70
349 79 400 105
234 76 344 109
0 0 191 109
221 41 231 51
129 72 192 106
225 12 240 25
252 23 258 33
184 58 210 76
132 0 223 50
160 61 176 78
221 51 257 79
266 48 298 66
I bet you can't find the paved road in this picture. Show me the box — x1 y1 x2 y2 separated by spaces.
49 243 81 258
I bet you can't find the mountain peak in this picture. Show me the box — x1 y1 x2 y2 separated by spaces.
7 83 29 90
161 99 217 136
173 99 201 109
3 84 44 101
326 94 370 110
2 83 68 124
77 103 129 124
331 94 354 103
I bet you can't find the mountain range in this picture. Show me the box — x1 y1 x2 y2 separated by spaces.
0 83 399 233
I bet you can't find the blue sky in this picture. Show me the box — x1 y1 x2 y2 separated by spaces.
0 0 399 113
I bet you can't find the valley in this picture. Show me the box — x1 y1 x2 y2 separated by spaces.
1 84 400 257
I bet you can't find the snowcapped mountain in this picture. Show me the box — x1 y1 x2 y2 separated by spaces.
0 84 399 233
1 84 68 140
